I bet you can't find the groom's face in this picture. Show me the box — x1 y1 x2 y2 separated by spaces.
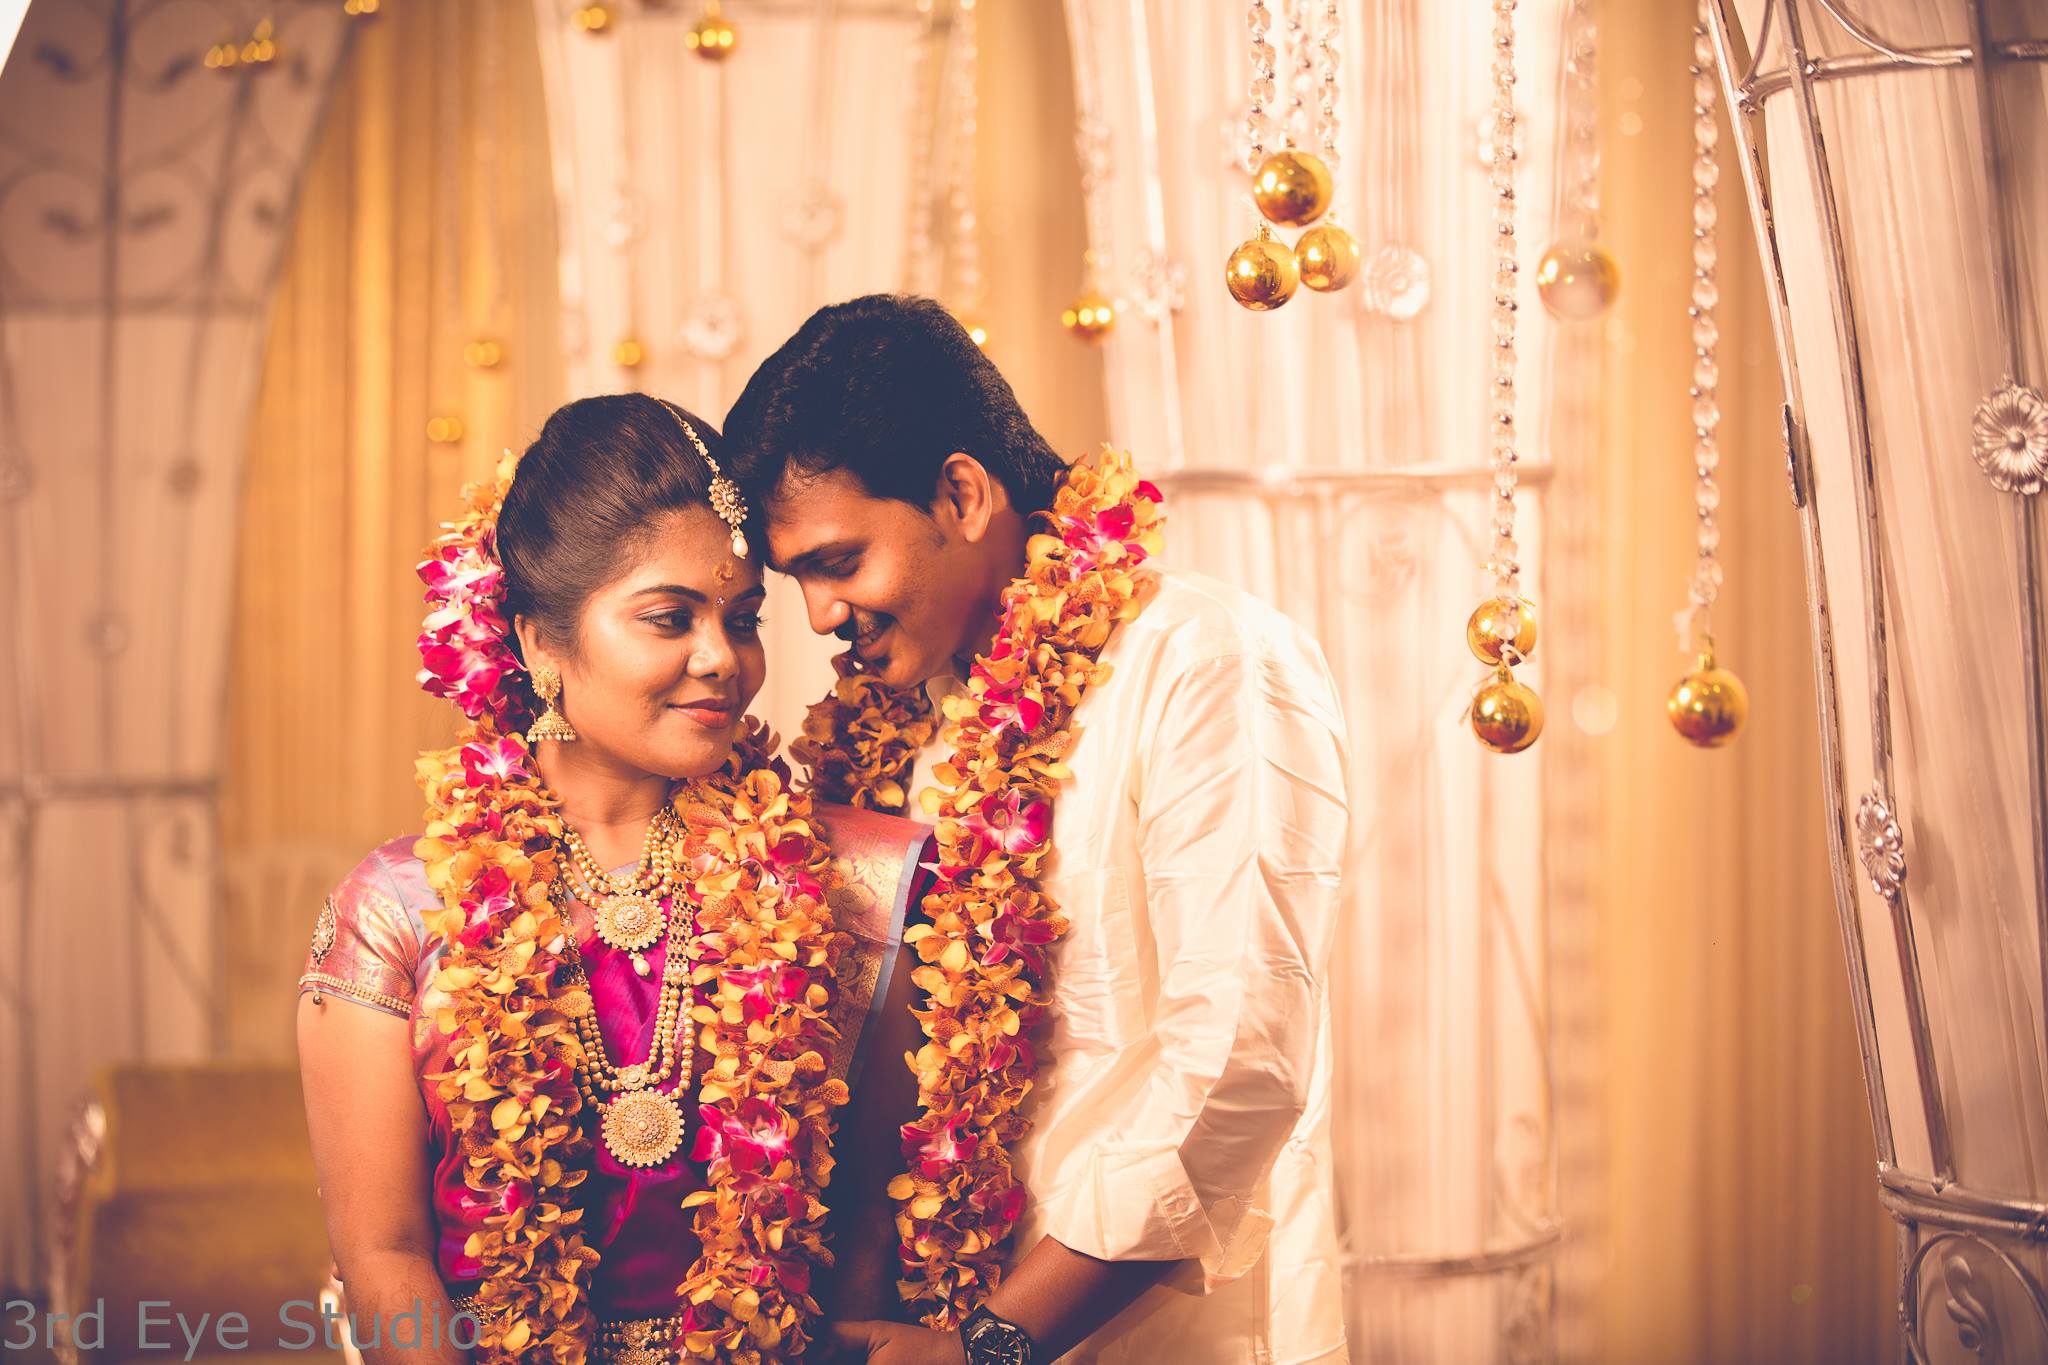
765 464 1000 688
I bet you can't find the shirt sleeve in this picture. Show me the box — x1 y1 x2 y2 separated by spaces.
1038 648 1348 1276
298 848 424 1019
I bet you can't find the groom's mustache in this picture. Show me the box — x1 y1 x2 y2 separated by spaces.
835 612 891 647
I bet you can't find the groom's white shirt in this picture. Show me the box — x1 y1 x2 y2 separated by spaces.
910 566 1350 1365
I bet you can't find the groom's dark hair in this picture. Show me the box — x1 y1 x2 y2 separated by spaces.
723 294 1069 522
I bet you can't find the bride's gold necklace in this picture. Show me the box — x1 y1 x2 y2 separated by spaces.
554 804 699 1168
559 903 699 1169
561 807 682 976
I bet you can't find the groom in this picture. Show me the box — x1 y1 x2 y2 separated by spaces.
724 294 1349 1365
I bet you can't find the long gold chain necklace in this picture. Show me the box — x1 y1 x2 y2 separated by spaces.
553 803 700 1167
560 806 683 976
557 878 699 1169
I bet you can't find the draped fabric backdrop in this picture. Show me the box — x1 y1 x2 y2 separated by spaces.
220 0 564 1057
526 0 1106 741
1065 1 1566 1356
1578 8 1893 1361
0 0 349 1294
0 0 1892 1356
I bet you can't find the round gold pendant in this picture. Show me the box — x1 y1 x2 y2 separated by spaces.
593 890 665 955
601 1089 684 1168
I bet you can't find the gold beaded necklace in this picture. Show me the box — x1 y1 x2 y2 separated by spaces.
556 874 700 1169
560 807 683 976
551 804 700 1167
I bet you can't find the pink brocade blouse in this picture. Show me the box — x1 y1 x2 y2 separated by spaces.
298 803 934 1318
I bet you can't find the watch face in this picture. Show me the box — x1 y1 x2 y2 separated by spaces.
965 1316 1031 1365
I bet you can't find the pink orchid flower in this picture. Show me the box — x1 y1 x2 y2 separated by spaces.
747 833 822 901
919 856 971 891
459 736 529 789
721 962 811 1022
747 1252 812 1296
690 1099 796 1188
422 597 508 645
986 1034 1037 1075
417 543 503 600
1060 500 1148 573
978 906 1058 971
973 669 1045 737
967 1178 1027 1231
535 1053 578 1103
902 1112 977 1179
753 1181 806 1223
417 637 513 722
458 869 517 947
454 1178 533 1221
964 790 1051 856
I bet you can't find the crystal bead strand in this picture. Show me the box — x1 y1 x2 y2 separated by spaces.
1295 0 1360 293
1244 0 1277 176
1667 0 1749 746
1536 0 1620 319
1467 0 1545 754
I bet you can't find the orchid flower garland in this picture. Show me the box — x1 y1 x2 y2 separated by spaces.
410 455 849 1363
793 450 1164 1327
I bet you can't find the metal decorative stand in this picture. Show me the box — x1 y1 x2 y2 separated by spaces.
1704 2 2048 1359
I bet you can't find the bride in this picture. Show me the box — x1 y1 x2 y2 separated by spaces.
295 393 930 1365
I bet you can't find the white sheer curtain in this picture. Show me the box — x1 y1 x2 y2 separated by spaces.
1065 2 1570 1359
530 0 929 736
528 0 1106 738
0 0 349 1293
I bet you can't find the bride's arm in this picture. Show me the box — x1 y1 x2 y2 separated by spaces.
297 997 461 1365
817 940 924 1326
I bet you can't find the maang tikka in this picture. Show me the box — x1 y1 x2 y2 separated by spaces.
658 399 751 559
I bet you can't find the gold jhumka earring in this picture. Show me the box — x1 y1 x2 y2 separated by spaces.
528 664 579 744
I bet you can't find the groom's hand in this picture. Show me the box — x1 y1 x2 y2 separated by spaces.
826 1321 965 1365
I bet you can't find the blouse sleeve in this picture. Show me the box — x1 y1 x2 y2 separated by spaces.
813 803 936 1087
298 845 425 1019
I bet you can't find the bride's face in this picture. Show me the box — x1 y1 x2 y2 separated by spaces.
526 506 767 781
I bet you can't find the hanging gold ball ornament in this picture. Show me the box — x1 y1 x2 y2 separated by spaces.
1061 290 1116 342
342 0 380 14
1251 149 1334 228
571 5 614 33
613 338 646 368
686 3 738 60
1667 652 1749 747
425 415 466 445
1466 595 1537 666
463 339 505 369
1296 222 1362 293
1535 238 1622 319
1471 666 1545 754
1225 228 1299 312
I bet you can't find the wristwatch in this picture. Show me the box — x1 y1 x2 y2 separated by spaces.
959 1305 1036 1365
